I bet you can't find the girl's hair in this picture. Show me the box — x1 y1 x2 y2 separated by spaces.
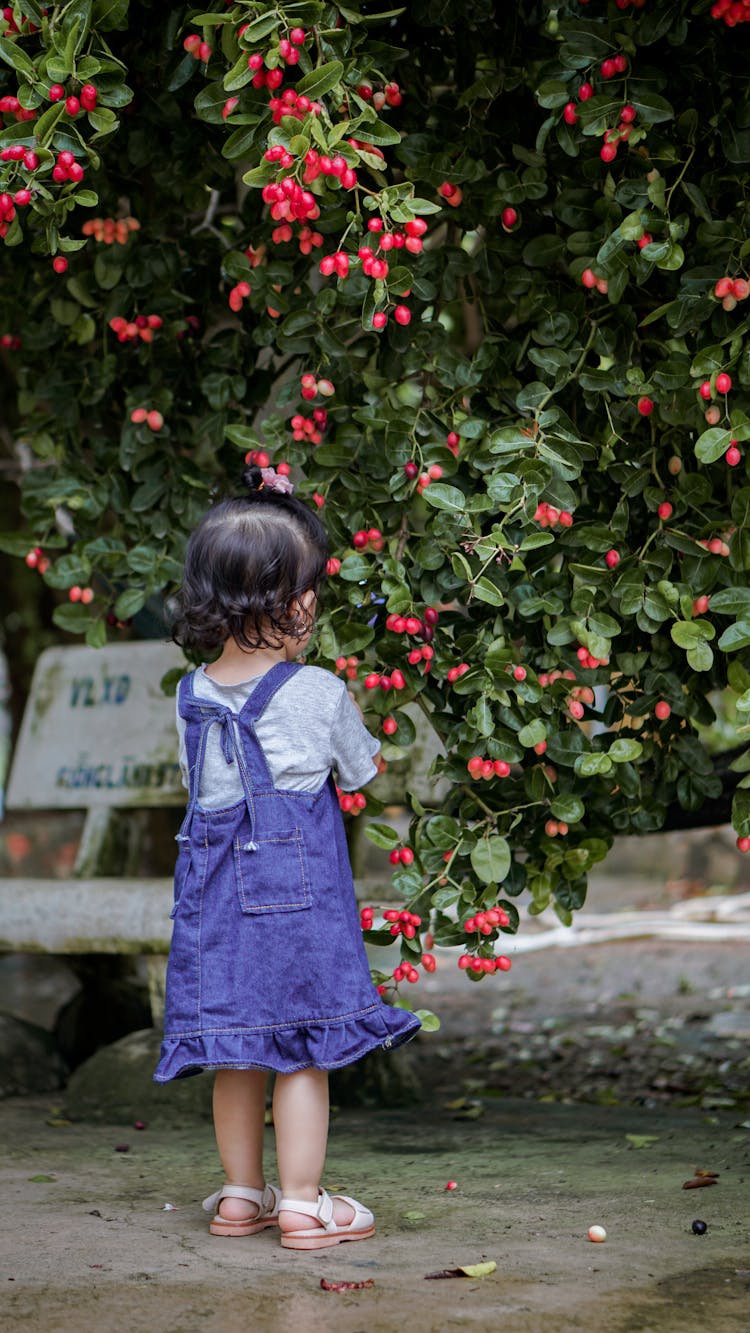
171 464 329 656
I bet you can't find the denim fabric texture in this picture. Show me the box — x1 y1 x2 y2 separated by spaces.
154 660 421 1080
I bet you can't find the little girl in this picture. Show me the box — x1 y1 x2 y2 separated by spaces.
154 463 421 1250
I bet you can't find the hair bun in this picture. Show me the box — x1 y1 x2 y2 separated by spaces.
242 462 265 496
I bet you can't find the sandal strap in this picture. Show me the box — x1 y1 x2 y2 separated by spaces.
202 1182 279 1215
279 1187 334 1229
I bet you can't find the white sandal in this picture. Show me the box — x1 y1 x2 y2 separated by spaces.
202 1182 281 1236
278 1187 375 1250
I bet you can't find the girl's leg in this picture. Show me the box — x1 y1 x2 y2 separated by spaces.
213 1068 269 1221
273 1068 354 1231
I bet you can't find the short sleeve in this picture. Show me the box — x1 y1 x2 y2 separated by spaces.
175 696 189 790
330 685 380 791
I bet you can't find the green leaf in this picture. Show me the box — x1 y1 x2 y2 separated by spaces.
671 619 715 647
608 738 643 763
550 794 584 823
364 822 400 850
518 718 546 747
470 836 511 885
295 61 344 101
708 587 750 616
421 483 466 513
0 35 37 78
113 587 146 619
472 576 504 606
718 620 750 652
694 427 732 465
414 1008 441 1032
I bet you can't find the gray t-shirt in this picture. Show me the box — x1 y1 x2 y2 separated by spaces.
176 663 380 807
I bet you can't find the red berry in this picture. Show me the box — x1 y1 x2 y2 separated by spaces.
699 381 712 400
657 501 673 520
65 95 80 116
637 396 654 416
716 372 732 394
52 256 68 274
605 549 620 568
501 206 518 229
578 83 594 101
737 836 750 853
383 716 398 736
48 84 65 102
726 444 742 467
563 102 578 125
399 847 414 865
394 305 411 326
600 143 617 163
654 700 671 721
581 268 597 289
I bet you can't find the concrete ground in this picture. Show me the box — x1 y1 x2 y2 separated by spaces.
1 1089 749 1333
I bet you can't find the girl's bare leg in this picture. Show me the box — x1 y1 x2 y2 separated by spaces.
212 1068 269 1220
273 1068 354 1230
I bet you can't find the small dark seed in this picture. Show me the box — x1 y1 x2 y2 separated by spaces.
691 1219 708 1235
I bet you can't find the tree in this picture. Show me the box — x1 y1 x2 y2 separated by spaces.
1 0 750 1000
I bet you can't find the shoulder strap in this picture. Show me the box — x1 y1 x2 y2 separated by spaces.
240 660 303 722
176 669 198 719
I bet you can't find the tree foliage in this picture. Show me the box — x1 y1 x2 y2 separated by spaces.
2 0 750 989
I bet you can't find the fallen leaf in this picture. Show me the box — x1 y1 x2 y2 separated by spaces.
625 1135 660 1149
28 1174 56 1183
693 1169 719 1178
682 1178 718 1190
425 1261 497 1280
443 1096 470 1110
403 1210 426 1221
320 1278 374 1291
452 1101 485 1121
46 1117 71 1127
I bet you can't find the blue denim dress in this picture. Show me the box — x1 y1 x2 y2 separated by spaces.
154 661 421 1080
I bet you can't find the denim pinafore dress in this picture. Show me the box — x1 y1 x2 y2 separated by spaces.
154 661 421 1080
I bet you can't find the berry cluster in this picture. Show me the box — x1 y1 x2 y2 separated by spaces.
319 250 350 279
699 535 731 556
364 670 406 691
183 34 212 61
446 662 470 683
48 82 98 115
711 0 750 24
334 655 360 680
438 181 463 207
352 526 383 552
0 94 35 124
383 905 420 934
244 27 307 86
83 216 140 244
0 333 21 350
1 6 39 35
367 215 428 255
244 446 271 467
406 643 434 673
467 756 512 780
228 280 251 312
68 585 94 604
388 847 415 868
713 276 749 310
393 962 420 984
130 407 164 431
544 819 569 837
464 907 511 934
385 607 439 638
356 79 403 110
24 546 49 574
575 645 609 670
1 144 39 169
302 147 357 191
337 787 367 815
109 314 162 343
533 501 574 529
52 149 85 184
403 460 442 491
581 267 609 295
600 103 637 163
290 409 327 443
268 88 321 127
458 953 512 974
300 372 334 400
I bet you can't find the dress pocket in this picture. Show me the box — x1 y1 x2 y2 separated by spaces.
233 828 312 915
